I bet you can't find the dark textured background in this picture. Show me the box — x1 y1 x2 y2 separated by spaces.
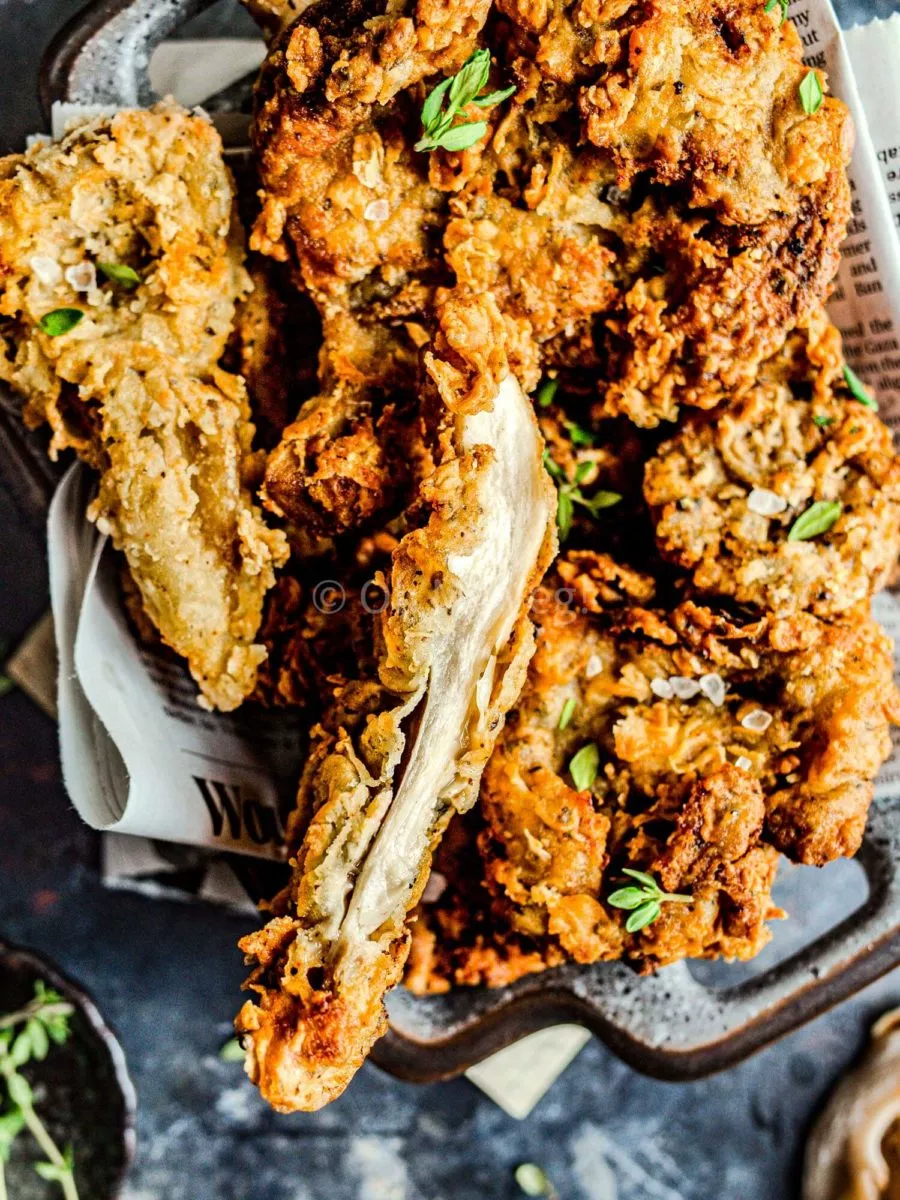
1 2 900 1197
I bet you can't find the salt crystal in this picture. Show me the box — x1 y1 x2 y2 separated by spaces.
741 708 773 732
364 199 390 222
29 255 62 286
584 655 602 680
669 676 701 700
65 262 96 293
650 678 674 700
699 673 726 707
734 755 752 771
747 487 787 517
421 871 447 904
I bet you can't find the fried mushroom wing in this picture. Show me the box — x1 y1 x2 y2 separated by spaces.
0 105 289 710
236 370 556 1110
644 314 900 618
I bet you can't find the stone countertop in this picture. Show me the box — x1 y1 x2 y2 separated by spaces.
1 2 900 1197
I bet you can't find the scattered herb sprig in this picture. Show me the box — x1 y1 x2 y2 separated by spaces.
38 309 83 338
543 451 622 541
787 499 842 542
764 0 790 24
799 69 824 115
843 363 878 410
0 981 78 1200
97 263 141 290
416 49 515 153
568 742 599 791
608 869 693 933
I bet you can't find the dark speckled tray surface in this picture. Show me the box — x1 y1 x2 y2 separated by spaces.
9 0 900 1087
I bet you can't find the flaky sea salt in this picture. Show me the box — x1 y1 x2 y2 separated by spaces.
669 676 701 700
734 755 753 771
650 677 674 700
364 199 390 222
584 655 602 680
741 708 773 732
699 673 726 707
747 487 787 517
65 262 97 293
29 255 62 286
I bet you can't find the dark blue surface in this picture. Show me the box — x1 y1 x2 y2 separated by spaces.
1 2 900 1197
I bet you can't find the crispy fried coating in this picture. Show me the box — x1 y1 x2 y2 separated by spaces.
0 106 289 710
407 573 900 989
644 313 900 618
237 369 557 1111
250 0 851 428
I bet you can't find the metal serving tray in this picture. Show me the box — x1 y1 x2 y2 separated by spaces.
12 0 900 1086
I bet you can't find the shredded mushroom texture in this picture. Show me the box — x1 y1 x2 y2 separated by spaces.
236 375 556 1111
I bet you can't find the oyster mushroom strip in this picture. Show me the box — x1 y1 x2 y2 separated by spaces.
236 374 557 1111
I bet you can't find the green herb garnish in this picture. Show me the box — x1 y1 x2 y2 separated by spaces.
416 49 515 153
558 697 577 731
812 414 834 428
608 868 693 933
536 378 558 408
219 1038 245 1063
764 0 789 24
543 451 622 541
787 499 842 542
0 981 79 1200
799 69 824 115
843 363 878 410
568 742 599 791
563 419 594 447
515 1163 555 1198
97 262 141 289
38 309 83 338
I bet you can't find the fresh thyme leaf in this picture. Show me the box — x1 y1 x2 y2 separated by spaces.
6 1072 32 1110
536 378 558 408
787 499 842 542
764 0 789 24
421 77 452 131
573 461 593 485
813 414 834 428
25 1018 49 1062
542 449 564 480
98 262 141 288
427 120 488 152
556 488 574 541
38 308 83 337
626 900 662 933
0 1108 25 1162
448 48 491 109
799 69 824 115
515 1163 552 1197
219 1037 246 1063
569 742 599 791
558 696 577 731
621 868 658 889
473 84 516 108
580 490 622 516
606 886 648 911
843 363 878 409
564 419 594 447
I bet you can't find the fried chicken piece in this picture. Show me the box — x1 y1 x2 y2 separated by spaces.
237 367 557 1111
644 313 900 618
408 574 900 989
250 0 851 427
0 106 289 710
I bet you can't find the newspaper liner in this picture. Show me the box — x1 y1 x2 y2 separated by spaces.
20 3 900 1119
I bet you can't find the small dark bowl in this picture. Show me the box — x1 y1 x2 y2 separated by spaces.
0 940 136 1199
